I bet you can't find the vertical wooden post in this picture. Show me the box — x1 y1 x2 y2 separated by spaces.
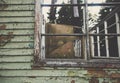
115 13 120 57
34 0 41 61
84 0 90 60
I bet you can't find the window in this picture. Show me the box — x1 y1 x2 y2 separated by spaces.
34 0 120 67
91 9 120 58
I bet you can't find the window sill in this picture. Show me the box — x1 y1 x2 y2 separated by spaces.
32 58 120 69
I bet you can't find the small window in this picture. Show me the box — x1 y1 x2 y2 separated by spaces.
34 0 120 67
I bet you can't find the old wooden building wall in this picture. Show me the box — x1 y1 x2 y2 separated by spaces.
0 0 120 83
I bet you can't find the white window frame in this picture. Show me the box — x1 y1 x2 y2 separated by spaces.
34 0 120 67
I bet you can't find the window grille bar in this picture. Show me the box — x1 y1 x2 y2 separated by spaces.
41 33 120 36
41 33 86 36
90 31 95 57
90 34 120 36
97 27 101 57
99 29 105 33
99 21 118 33
106 22 116 29
41 2 120 7
104 21 110 58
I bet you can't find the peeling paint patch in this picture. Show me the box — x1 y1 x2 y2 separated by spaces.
0 25 6 30
67 71 76 76
101 78 110 83
71 80 75 83
115 79 120 83
102 82 109 83
0 32 14 46
110 73 120 78
89 77 99 83
87 69 107 77
0 0 8 10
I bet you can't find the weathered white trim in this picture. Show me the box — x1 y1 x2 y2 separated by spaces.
104 21 109 57
97 27 100 57
34 0 41 59
115 13 120 57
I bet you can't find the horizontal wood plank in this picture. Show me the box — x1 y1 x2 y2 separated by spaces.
0 70 87 77
10 36 34 42
0 23 34 29
0 63 32 69
0 17 34 22
0 56 33 62
0 77 88 83
0 5 34 10
0 42 34 49
0 49 34 56
0 11 34 16
3 0 34 4
0 30 34 35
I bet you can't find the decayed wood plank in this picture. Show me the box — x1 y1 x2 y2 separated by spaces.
0 11 34 16
0 70 87 77
0 23 34 29
0 77 88 83
0 42 34 49
0 5 34 10
0 49 33 56
0 69 120 78
0 17 34 22
34 0 41 60
0 56 33 62
0 30 34 35
9 36 34 42
0 63 32 69
3 0 34 4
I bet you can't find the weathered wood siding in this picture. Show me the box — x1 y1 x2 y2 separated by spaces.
0 0 120 83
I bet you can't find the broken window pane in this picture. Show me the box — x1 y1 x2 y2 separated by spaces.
45 24 83 59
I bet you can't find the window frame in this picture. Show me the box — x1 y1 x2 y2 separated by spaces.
33 0 120 68
90 7 120 58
